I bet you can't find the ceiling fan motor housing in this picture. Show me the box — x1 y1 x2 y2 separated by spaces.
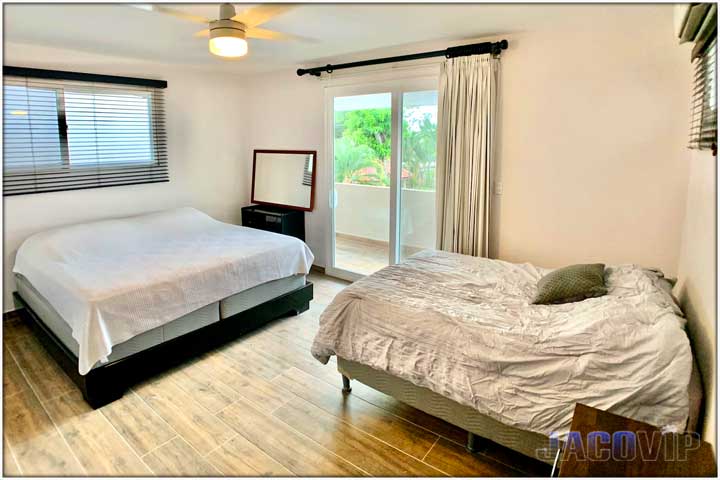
209 19 246 40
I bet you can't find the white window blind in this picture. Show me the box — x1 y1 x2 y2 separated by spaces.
3 67 167 196
689 38 717 152
678 4 717 153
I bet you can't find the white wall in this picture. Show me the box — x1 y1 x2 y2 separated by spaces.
335 183 436 249
240 72 328 262
675 150 716 449
2 43 248 310
240 4 691 276
335 184 391 242
494 9 690 272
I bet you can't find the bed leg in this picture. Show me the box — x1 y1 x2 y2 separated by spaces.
82 384 125 409
291 301 310 315
82 371 127 408
466 432 482 453
341 374 352 393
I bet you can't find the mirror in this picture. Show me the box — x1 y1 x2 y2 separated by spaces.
251 149 316 211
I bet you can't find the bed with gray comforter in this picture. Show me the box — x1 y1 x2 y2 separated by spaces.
311 250 692 441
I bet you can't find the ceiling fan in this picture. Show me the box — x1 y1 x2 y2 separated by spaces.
133 3 303 58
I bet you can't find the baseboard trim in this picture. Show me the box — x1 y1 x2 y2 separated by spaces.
335 232 428 253
336 232 387 248
4 309 22 322
310 264 326 274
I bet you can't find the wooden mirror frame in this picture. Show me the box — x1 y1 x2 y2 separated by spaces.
251 149 317 212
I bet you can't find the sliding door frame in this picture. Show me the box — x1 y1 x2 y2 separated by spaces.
324 72 438 281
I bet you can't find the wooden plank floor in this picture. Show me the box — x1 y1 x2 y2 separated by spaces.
335 235 424 277
2 273 551 477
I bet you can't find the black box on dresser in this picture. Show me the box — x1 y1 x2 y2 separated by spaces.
241 204 305 241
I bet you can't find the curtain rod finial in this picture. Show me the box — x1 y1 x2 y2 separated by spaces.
492 40 509 56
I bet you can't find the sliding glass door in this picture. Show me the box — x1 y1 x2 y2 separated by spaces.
332 92 392 276
400 90 438 261
326 77 438 280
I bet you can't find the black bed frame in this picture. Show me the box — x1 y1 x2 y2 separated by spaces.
12 282 313 408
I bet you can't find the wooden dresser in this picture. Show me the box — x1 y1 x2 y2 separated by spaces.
241 204 305 241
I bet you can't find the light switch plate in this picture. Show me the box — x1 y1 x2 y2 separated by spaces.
494 180 503 195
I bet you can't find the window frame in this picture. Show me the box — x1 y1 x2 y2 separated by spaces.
4 84 67 173
4 85 159 172
2 66 168 196
688 37 717 155
323 71 439 282
699 39 717 153
60 86 158 170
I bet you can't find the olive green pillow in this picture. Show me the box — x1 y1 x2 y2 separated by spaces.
533 263 607 305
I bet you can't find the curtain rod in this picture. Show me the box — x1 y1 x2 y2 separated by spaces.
3 66 168 89
297 40 507 77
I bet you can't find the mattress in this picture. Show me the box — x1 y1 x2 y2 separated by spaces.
312 250 692 439
13 207 314 374
16 273 306 369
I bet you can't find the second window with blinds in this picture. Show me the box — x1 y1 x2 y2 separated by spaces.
3 70 167 196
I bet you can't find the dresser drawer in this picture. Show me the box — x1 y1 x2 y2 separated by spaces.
241 205 305 241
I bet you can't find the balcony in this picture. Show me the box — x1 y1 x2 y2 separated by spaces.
334 183 435 276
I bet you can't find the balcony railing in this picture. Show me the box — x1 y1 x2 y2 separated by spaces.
335 182 436 251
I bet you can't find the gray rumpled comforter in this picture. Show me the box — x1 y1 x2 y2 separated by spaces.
311 250 691 437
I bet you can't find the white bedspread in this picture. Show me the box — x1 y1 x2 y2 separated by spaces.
14 207 314 374
311 250 691 437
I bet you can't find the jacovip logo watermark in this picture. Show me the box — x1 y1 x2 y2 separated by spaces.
536 430 703 462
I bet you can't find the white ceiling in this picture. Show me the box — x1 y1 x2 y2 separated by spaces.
4 3 667 76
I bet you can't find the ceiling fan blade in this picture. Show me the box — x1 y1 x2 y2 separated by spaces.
232 4 295 28
131 4 209 24
193 29 210 38
245 27 316 43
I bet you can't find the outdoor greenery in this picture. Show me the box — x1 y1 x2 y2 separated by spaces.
333 137 376 184
401 114 437 190
334 107 436 190
340 108 392 161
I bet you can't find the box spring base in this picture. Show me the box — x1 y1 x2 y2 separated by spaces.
13 282 312 408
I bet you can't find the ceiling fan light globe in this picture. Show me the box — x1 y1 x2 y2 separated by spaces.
209 36 248 57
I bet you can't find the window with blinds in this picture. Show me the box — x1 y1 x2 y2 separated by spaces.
679 3 717 154
689 38 717 152
302 154 313 186
3 67 167 196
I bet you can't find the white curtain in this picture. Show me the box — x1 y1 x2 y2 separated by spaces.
436 55 499 257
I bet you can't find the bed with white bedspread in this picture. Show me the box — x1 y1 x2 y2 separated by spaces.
311 250 692 439
14 207 314 375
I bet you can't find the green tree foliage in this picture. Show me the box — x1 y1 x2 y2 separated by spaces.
334 107 437 191
402 113 437 190
333 137 376 184
341 109 392 160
